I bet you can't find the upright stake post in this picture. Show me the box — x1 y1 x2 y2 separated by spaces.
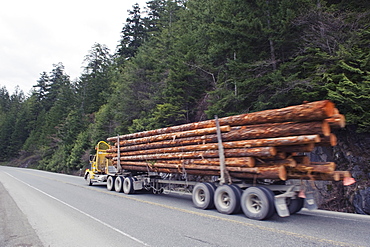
117 136 121 173
215 116 229 184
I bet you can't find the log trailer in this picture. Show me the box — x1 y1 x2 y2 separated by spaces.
84 100 355 220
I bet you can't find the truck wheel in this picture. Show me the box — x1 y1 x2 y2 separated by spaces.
258 186 276 219
241 187 274 220
192 183 215 210
115 176 124 193
123 177 135 194
107 176 116 191
287 197 304 214
214 185 241 214
86 174 93 186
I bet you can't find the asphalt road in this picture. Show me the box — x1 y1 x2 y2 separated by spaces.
0 166 369 247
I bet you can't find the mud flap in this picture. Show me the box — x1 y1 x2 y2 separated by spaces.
275 197 290 217
304 191 318 210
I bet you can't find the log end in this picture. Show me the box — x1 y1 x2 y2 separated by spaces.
279 165 287 181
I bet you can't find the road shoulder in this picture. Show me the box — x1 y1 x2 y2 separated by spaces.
0 181 43 247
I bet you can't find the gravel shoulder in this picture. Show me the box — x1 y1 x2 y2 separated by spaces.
0 181 43 247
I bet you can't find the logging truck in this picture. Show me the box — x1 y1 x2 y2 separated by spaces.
84 100 354 220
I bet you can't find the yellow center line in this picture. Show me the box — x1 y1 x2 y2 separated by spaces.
14 170 362 247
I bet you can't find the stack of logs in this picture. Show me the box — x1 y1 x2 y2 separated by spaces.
106 100 351 182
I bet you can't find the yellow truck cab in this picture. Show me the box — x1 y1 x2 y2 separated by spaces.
84 141 116 186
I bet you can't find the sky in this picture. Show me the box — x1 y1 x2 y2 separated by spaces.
0 0 147 95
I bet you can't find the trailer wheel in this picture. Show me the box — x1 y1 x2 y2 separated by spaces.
86 174 93 186
123 177 135 194
287 197 304 214
241 187 274 220
115 176 124 193
258 186 276 219
214 185 241 214
192 183 215 210
107 176 116 191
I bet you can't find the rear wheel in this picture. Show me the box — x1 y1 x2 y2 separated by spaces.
214 185 241 214
123 177 135 194
287 197 305 214
115 176 124 192
241 187 274 220
107 176 116 191
192 183 215 210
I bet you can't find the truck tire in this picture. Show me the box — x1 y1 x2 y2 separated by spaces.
192 183 215 210
214 185 241 214
115 176 124 193
107 176 116 191
258 186 276 219
241 187 274 220
86 174 93 186
287 197 304 214
123 177 135 194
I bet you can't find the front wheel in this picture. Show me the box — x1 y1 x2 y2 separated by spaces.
85 173 92 186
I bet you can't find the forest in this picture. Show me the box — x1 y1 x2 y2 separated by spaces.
1 0 369 177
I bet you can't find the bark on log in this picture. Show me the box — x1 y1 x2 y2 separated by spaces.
107 100 334 141
113 126 230 147
223 121 330 141
109 135 321 153
117 164 286 180
118 157 256 167
276 143 315 153
110 147 277 160
255 158 297 168
108 135 320 157
286 170 351 181
294 162 336 173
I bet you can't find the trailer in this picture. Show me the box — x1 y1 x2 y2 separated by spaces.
84 100 354 220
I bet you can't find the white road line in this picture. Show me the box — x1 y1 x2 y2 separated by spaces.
5 172 150 246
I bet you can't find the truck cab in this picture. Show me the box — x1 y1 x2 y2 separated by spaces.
84 141 116 185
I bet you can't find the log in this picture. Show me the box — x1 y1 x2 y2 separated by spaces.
113 125 231 147
113 121 329 148
317 133 337 146
222 121 330 141
324 114 345 129
111 147 277 160
109 135 321 153
107 100 334 141
114 159 255 168
294 162 336 173
117 164 286 180
286 170 351 181
255 158 297 168
108 135 320 157
276 143 315 153
136 157 256 167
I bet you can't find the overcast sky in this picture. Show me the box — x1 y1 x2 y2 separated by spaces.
0 0 147 95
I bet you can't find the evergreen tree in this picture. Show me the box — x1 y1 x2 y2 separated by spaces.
117 3 147 60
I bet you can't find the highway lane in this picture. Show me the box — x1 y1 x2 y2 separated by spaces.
0 166 369 247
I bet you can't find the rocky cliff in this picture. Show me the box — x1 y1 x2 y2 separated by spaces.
310 126 370 214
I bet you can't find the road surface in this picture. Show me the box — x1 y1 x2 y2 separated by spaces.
0 166 369 247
